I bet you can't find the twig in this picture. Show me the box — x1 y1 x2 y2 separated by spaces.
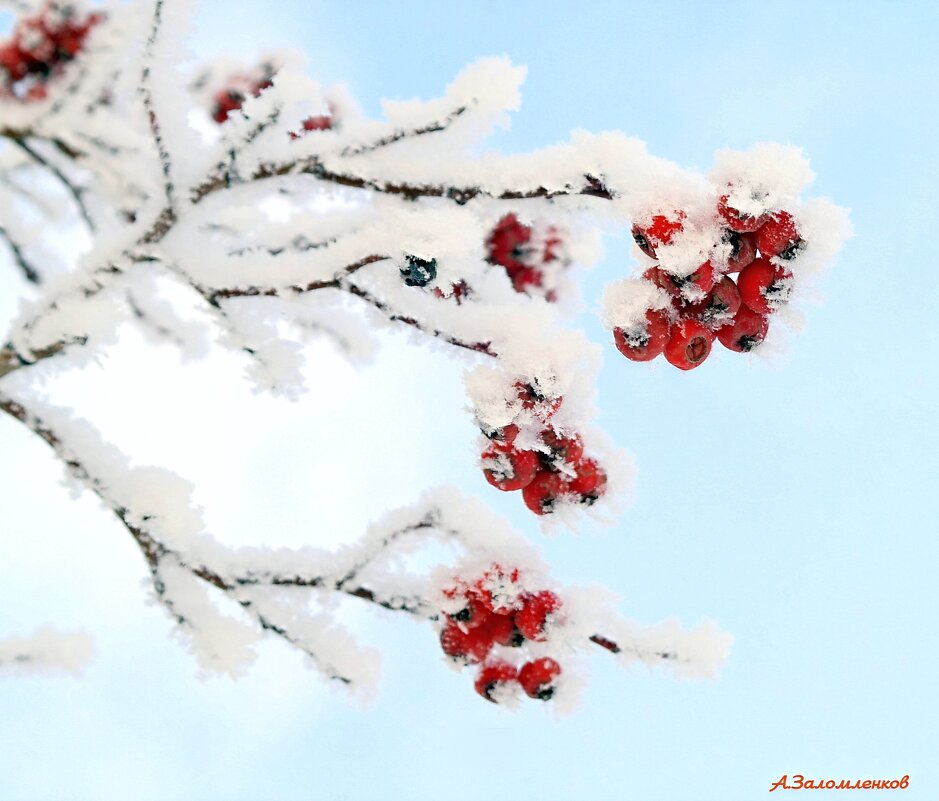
0 223 41 284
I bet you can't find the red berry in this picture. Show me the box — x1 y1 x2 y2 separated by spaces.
514 381 562 418
716 305 769 352
642 266 681 298
474 661 519 703
664 320 714 370
725 230 757 273
481 444 539 492
521 471 571 515
568 458 607 503
613 308 671 362
487 214 532 272
485 613 524 648
737 258 793 315
631 211 685 258
480 422 519 446
510 265 544 294
440 624 493 664
681 260 717 297
302 114 333 131
213 88 246 123
540 428 584 467
542 227 563 263
448 597 492 630
756 211 804 260
518 658 562 700
692 276 742 328
718 194 770 233
515 591 561 641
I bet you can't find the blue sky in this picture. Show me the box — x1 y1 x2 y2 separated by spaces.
1 1 938 799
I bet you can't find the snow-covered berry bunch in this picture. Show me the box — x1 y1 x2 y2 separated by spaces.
0 1 101 102
438 564 566 704
208 59 277 124
486 213 568 302
478 380 607 516
602 146 849 370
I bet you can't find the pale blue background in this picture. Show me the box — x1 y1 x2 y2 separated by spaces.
0 1 937 799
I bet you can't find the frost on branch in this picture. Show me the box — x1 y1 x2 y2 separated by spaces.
0 0 845 706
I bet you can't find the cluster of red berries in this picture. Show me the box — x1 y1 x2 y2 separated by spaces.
480 382 607 516
486 214 565 302
439 565 564 704
617 198 805 370
211 62 333 135
0 2 102 102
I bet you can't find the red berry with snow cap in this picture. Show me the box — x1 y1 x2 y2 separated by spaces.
718 194 770 233
631 211 685 258
487 214 532 272
664 320 714 370
514 381 562 419
474 661 519 703
518 658 562 700
521 471 571 515
448 597 492 630
440 623 493 664
756 211 804 260
569 458 607 504
693 276 742 328
716 305 769 352
481 444 539 492
613 308 671 362
515 590 561 641
540 428 584 468
725 230 757 273
737 258 793 315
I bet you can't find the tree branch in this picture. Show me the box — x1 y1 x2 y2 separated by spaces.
0 223 41 284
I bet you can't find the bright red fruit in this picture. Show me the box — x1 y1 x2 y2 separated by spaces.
481 422 519 446
518 658 562 700
448 597 491 630
613 308 671 362
569 458 607 503
485 613 524 648
515 590 561 641
509 265 544 294
487 214 532 272
481 444 539 492
541 428 584 467
213 89 246 123
737 258 793 315
681 261 717 296
521 471 570 515
756 211 804 260
631 211 685 258
664 320 714 370
514 381 562 418
718 194 770 233
474 661 518 702
440 624 493 664
693 277 742 327
642 266 681 298
716 305 769 352
725 230 757 272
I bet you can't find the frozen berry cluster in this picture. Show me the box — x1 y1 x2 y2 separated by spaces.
438 565 565 704
210 60 334 134
480 382 607 516
0 2 102 102
210 61 277 124
486 214 567 302
615 198 805 370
